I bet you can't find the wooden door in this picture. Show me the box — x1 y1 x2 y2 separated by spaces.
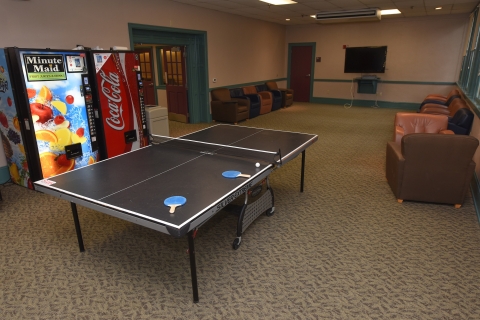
290 46 313 102
134 48 156 106
163 46 188 123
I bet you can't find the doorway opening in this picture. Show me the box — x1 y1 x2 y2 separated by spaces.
129 23 210 123
287 43 316 102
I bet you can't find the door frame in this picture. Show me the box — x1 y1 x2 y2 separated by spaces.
287 42 316 103
134 46 156 106
129 23 209 123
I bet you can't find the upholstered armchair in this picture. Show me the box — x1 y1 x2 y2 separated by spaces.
229 88 261 119
266 81 293 107
420 88 461 107
210 88 249 124
243 86 272 115
393 112 453 144
256 84 282 111
420 98 467 117
386 133 478 207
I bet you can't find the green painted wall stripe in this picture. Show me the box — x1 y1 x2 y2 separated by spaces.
209 78 287 91
311 97 419 110
314 79 456 86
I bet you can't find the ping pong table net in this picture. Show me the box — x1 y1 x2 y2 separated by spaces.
150 135 282 166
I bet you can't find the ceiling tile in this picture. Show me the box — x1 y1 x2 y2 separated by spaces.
452 2 478 10
425 4 453 11
424 0 455 5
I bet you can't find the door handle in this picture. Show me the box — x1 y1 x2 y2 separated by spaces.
149 83 154 86
306 74 311 77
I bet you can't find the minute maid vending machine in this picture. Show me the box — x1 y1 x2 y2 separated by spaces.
2 48 99 187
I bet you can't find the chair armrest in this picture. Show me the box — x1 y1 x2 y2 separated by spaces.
211 101 240 119
386 141 405 198
425 94 446 100
258 91 272 100
439 130 455 135
279 88 294 94
420 104 450 115
243 94 261 103
420 99 447 107
233 98 249 107
394 126 405 144
269 89 282 98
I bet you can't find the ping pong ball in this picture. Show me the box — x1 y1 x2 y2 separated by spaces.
255 162 260 168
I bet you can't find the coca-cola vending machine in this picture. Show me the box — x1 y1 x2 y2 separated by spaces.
89 50 148 159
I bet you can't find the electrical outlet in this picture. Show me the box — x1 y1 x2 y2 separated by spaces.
379 92 382 96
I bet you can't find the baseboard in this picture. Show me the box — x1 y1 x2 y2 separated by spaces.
0 165 9 184
311 97 419 110
470 172 480 223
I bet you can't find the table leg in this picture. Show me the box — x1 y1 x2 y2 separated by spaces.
300 150 305 192
187 230 199 303
70 202 85 252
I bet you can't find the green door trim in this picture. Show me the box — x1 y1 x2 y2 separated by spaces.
128 23 210 123
287 42 316 102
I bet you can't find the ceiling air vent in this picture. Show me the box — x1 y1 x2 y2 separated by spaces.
315 9 381 24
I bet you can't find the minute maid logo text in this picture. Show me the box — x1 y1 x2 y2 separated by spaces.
23 54 67 82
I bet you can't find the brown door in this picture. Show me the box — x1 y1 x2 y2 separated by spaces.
290 46 313 102
163 46 188 123
134 48 156 106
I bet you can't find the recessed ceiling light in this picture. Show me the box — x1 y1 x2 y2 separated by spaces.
260 0 297 5
435 6 442 10
310 15 316 18
380 9 401 15
286 18 290 21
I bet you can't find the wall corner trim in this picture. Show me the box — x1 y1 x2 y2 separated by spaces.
470 172 480 224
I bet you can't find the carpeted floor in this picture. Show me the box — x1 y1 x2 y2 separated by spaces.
2 102 480 319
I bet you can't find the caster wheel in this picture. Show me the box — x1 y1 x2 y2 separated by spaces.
266 207 275 217
232 238 241 250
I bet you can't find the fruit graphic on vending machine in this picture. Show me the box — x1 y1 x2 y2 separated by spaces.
0 111 7 128
30 102 53 123
39 152 75 178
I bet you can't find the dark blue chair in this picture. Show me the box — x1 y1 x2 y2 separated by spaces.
229 88 261 119
255 84 282 111
448 108 474 135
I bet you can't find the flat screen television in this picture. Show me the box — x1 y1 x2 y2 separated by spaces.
344 46 387 73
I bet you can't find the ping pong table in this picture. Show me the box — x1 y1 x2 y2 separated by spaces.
34 124 317 302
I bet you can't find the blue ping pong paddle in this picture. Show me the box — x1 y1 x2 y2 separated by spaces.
164 196 186 213
222 170 251 179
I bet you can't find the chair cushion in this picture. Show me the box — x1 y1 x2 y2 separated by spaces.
266 81 279 90
243 86 257 95
211 88 231 101
395 113 448 135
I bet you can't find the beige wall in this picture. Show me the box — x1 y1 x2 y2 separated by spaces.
286 15 468 103
1 0 286 90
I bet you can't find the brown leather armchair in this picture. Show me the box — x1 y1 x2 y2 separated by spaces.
422 88 461 105
266 81 293 107
394 112 454 144
210 88 249 124
386 134 478 208
243 86 272 115
420 98 467 117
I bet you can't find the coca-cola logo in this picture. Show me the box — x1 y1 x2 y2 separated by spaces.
99 70 125 130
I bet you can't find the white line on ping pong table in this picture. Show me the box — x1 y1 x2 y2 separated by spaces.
157 135 278 155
